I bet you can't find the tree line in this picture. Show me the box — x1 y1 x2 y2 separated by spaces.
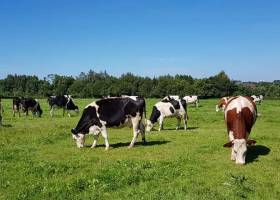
0 70 279 98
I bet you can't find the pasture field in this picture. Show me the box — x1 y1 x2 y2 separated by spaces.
0 98 279 200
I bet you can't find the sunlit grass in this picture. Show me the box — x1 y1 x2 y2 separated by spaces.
0 98 279 199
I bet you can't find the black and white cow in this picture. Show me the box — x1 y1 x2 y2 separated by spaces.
47 95 79 117
21 98 43 117
71 97 146 149
12 97 24 117
251 95 263 105
183 95 199 107
146 96 187 132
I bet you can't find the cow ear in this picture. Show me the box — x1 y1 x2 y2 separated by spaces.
247 140 256 146
223 141 233 148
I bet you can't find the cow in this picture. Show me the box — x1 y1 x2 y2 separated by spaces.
251 95 263 105
216 97 233 112
183 95 199 107
71 97 146 149
12 97 24 117
223 96 257 165
47 95 79 117
21 98 43 117
146 96 187 132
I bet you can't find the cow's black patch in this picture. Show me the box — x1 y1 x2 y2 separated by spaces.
96 98 142 127
149 106 161 124
180 99 187 111
73 106 102 134
169 106 175 113
162 98 180 109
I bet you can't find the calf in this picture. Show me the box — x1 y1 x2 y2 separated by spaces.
71 97 146 149
47 95 79 117
223 96 257 164
21 98 43 117
146 96 187 132
183 95 199 107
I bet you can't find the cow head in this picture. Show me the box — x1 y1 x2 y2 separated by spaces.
216 97 228 112
74 105 79 113
224 139 256 164
146 120 153 132
66 98 79 113
71 128 85 148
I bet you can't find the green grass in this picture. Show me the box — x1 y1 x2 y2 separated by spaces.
0 98 279 200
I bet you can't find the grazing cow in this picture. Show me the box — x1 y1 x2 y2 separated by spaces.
183 95 199 107
21 98 43 117
251 95 263 105
216 97 233 112
47 95 79 117
71 97 146 149
223 96 257 165
12 97 24 117
146 96 187 132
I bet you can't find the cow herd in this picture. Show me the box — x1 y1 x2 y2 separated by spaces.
10 95 79 118
0 94 264 165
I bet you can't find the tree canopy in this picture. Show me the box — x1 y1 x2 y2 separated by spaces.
0 70 279 98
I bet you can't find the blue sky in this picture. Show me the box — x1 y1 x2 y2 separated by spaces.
0 0 279 81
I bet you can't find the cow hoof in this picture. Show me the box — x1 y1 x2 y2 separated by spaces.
91 145 96 149
105 147 110 151
128 145 134 149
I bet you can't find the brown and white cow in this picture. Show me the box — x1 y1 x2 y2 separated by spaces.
223 96 257 164
216 97 232 112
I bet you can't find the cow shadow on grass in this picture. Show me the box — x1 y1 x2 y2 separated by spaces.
246 145 270 164
159 126 199 131
86 140 171 149
1 124 12 128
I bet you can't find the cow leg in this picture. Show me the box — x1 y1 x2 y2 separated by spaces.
231 148 236 161
63 108 65 117
100 126 109 150
67 110 71 117
91 134 99 148
89 126 100 148
158 116 164 131
139 122 146 144
228 130 236 160
129 116 141 148
183 113 187 130
196 101 199 108
50 107 54 117
176 116 181 130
